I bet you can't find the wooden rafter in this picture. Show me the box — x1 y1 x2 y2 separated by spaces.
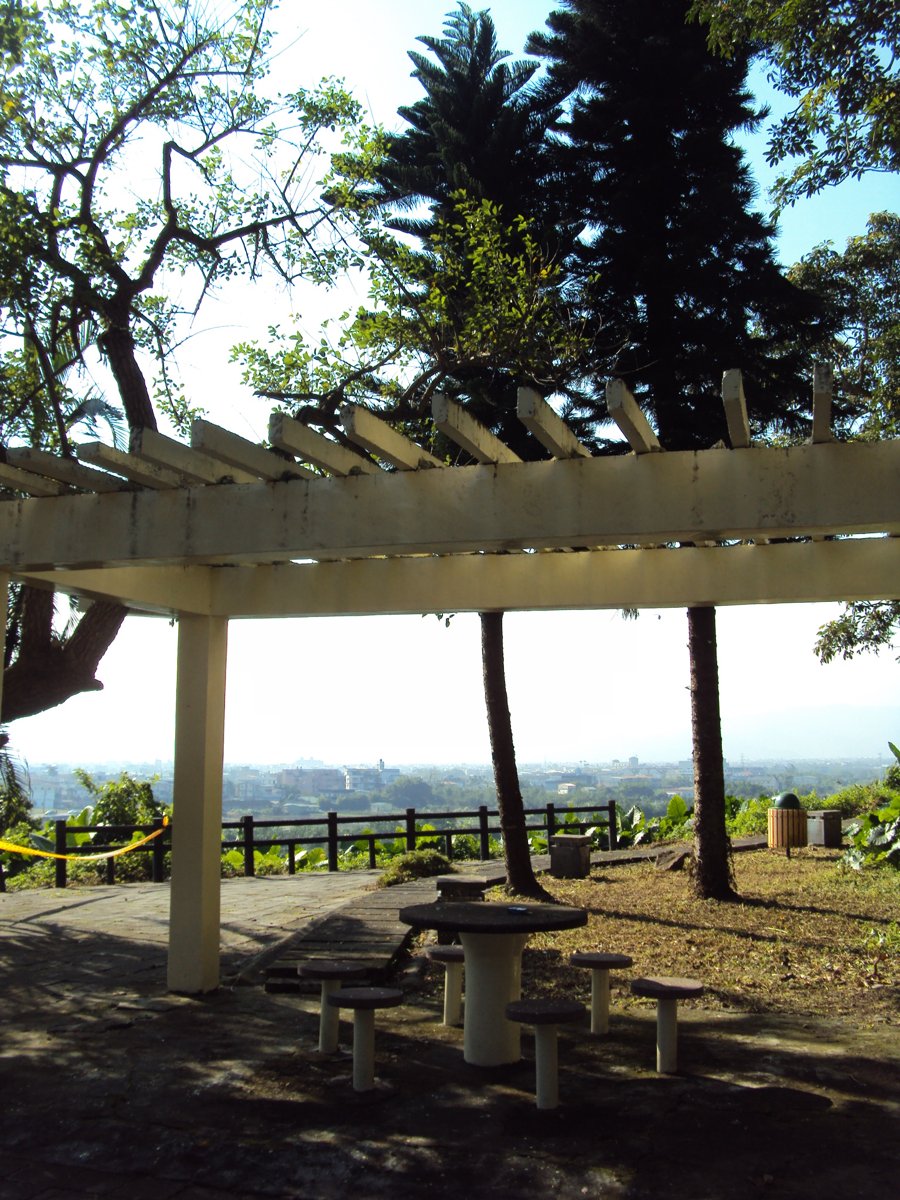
432 394 522 464
812 363 834 445
517 387 592 459
268 412 378 476
722 369 751 449
5 447 125 492
0 461 68 497
340 403 444 470
191 420 315 481
75 442 183 489
131 428 259 485
606 380 661 454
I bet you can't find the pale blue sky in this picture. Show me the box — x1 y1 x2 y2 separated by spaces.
9 1 899 769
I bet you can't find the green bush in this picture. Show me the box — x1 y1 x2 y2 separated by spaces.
377 849 451 887
821 782 888 818
450 832 481 860
726 796 771 838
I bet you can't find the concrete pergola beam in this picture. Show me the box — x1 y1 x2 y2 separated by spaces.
19 537 899 618
3 440 898 571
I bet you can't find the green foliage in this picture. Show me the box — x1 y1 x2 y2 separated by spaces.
862 921 900 982
815 600 900 666
377 848 452 887
726 795 773 838
0 738 31 835
885 742 900 791
236 190 593 427
449 832 481 861
843 793 900 871
690 0 900 208
613 794 696 847
615 804 657 848
790 213 900 443
220 848 245 879
74 769 164 826
0 0 362 434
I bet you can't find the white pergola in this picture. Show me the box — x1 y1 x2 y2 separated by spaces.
1 369 898 992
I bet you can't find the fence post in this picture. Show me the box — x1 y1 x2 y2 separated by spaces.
54 820 67 888
287 843 296 875
478 805 490 860
367 835 377 870
607 801 618 851
405 808 417 853
327 812 339 872
242 814 255 877
151 818 166 882
546 802 556 841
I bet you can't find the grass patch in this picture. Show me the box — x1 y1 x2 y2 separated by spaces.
496 848 899 1026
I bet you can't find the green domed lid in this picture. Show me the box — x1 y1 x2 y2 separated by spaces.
773 792 801 809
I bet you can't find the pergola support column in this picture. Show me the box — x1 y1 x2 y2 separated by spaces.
167 614 228 993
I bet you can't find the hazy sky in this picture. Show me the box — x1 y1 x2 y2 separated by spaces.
8 1 899 770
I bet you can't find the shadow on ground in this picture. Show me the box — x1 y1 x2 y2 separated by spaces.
1 916 898 1200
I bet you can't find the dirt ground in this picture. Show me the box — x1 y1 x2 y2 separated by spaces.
2 852 898 1199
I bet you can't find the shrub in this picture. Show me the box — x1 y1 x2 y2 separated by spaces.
377 849 451 887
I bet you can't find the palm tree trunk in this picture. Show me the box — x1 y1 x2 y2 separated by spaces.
687 604 735 899
480 611 543 897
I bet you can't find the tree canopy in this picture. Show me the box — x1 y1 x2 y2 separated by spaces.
689 0 900 209
0 0 363 725
0 0 360 436
528 0 828 451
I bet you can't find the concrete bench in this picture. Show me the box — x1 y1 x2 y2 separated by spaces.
296 959 369 1054
505 997 586 1109
630 975 704 1073
425 944 465 1025
570 950 634 1035
435 874 489 902
327 986 404 1093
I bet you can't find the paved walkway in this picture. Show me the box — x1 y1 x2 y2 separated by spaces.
1 847 897 1200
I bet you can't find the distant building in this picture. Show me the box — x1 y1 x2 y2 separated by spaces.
344 767 383 792
276 767 345 794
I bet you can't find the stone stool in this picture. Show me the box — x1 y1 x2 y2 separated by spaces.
435 874 489 902
630 975 704 1073
426 944 465 1025
327 986 404 1092
297 959 369 1054
505 997 586 1110
570 950 633 1035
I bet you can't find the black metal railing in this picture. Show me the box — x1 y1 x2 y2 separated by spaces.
31 800 616 887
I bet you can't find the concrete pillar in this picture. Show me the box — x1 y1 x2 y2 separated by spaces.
167 614 228 993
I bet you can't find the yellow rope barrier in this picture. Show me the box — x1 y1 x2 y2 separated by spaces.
0 817 169 861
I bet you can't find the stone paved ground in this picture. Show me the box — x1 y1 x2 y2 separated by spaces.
1 870 898 1200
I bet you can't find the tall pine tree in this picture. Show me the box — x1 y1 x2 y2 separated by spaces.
528 0 830 897
529 0 825 448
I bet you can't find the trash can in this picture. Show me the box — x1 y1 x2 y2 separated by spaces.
550 833 592 879
767 793 807 855
807 810 842 848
